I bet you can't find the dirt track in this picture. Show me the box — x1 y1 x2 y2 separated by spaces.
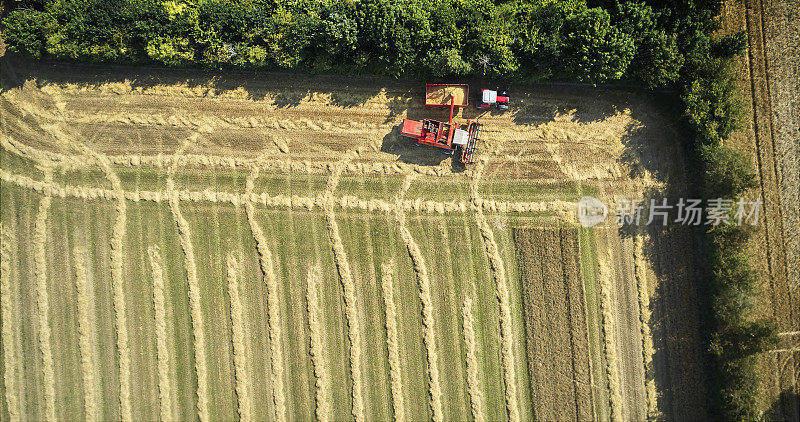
0 58 706 420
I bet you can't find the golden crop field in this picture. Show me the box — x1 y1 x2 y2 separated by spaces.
1 60 708 420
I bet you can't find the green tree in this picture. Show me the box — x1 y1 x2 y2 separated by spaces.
424 47 472 76
629 30 683 87
559 7 635 83
145 35 194 65
711 30 748 59
682 66 745 145
612 1 683 87
311 1 358 70
2 9 50 58
711 320 777 361
354 0 428 75
701 145 758 199
260 7 317 69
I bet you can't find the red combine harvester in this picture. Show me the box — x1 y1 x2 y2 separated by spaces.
399 83 481 164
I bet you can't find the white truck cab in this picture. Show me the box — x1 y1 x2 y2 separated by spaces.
476 89 509 110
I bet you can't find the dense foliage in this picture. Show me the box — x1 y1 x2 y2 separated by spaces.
3 0 689 85
1 0 774 418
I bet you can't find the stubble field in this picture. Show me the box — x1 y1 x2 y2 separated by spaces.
1 59 705 420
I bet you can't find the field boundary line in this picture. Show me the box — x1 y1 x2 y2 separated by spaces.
323 156 366 422
380 261 405 422
470 160 520 422
0 166 574 216
1 220 21 421
463 297 486 422
147 246 174 421
395 173 443 422
73 246 99 420
306 264 332 422
33 169 56 421
244 167 286 420
226 253 252 422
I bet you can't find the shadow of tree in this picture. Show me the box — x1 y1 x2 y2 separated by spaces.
601 89 713 420
509 84 628 126
644 223 713 420
765 390 800 421
384 96 414 124
0 53 391 110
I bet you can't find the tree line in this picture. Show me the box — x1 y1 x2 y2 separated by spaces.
1 0 775 419
4 0 688 86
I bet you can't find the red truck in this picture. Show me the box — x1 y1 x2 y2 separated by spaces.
476 88 509 110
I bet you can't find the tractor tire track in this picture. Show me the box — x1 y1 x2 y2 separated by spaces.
381 262 405 422
470 160 520 422
395 173 444 422
147 246 174 421
1 221 21 421
73 247 98 420
244 167 287 421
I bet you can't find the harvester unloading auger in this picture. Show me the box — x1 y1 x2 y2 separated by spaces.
399 84 482 164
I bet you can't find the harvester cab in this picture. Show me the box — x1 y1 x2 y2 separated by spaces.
398 84 482 164
476 89 509 111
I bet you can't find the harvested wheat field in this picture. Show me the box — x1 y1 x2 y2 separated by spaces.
1 58 705 420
